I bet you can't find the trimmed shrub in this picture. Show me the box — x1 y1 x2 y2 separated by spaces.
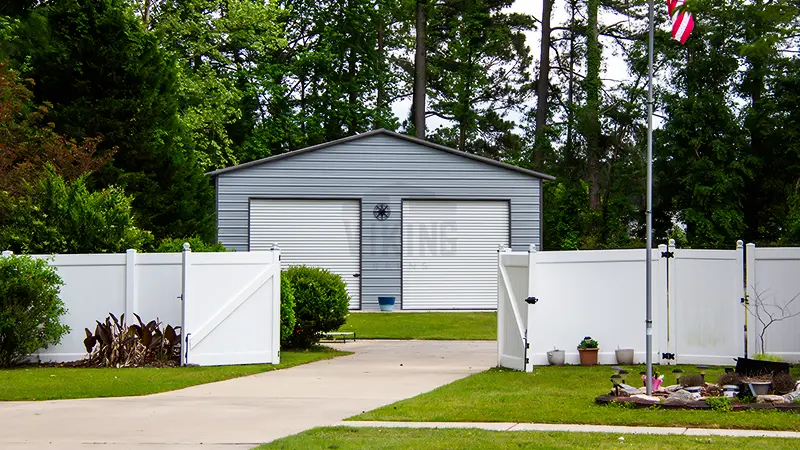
0 167 153 254
0 255 70 366
280 271 296 345
154 236 229 253
284 265 350 349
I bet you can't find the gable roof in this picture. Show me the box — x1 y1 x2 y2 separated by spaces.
206 128 555 180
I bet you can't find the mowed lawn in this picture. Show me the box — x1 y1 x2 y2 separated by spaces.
261 427 800 449
352 365 800 431
337 312 496 340
0 346 349 401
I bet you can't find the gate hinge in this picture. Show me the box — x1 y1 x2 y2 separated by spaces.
525 297 539 305
662 352 675 360
525 358 529 364
525 342 530 349
661 251 674 259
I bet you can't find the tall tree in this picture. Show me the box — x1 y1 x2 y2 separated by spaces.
7 0 215 241
655 0 800 248
533 0 552 171
148 0 284 170
412 0 427 139
426 0 535 156
582 0 602 211
0 61 108 196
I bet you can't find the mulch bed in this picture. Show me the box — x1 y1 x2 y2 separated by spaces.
595 394 800 412
25 359 179 369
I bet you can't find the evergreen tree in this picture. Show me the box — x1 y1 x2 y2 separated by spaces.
8 0 214 241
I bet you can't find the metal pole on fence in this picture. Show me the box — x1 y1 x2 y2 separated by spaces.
645 0 655 396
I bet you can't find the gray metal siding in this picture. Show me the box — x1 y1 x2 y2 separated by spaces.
215 134 542 310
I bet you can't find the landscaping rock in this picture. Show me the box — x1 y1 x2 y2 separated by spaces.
783 388 800 403
619 384 643 395
667 390 695 402
756 395 788 404
631 394 660 403
664 384 682 393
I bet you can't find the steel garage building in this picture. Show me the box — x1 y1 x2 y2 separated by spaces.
209 129 553 311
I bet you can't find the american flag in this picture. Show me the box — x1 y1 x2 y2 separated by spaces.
667 0 695 45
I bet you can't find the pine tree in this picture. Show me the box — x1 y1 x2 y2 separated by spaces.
10 0 215 241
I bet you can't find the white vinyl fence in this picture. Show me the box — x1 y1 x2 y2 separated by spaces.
498 242 800 371
1 246 281 366
746 245 800 362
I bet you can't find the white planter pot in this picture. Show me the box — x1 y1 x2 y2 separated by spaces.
547 350 565 366
615 348 635 365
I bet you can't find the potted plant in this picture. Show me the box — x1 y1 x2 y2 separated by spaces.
615 347 635 365
378 296 395 312
547 348 565 366
577 336 599 366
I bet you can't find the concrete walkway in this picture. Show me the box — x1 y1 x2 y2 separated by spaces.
338 421 800 439
0 340 496 449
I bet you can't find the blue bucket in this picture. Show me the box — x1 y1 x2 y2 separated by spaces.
378 296 395 312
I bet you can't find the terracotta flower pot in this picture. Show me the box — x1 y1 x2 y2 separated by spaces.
578 348 599 365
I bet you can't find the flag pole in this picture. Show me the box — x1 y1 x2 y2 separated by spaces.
645 0 655 396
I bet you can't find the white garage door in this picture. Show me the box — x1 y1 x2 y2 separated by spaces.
249 199 361 309
402 200 510 309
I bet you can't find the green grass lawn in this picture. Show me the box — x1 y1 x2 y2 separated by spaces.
0 346 349 401
260 426 800 449
337 312 496 340
352 365 800 431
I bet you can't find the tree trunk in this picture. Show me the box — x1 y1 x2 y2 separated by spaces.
376 15 385 128
413 0 427 139
534 0 552 170
348 47 358 134
142 0 152 29
585 0 602 211
566 0 576 169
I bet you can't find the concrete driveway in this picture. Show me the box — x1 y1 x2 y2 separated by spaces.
0 340 496 449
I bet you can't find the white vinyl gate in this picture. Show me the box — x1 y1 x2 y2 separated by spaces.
667 248 744 365
497 248 532 371
182 248 281 366
249 199 361 309
402 200 510 309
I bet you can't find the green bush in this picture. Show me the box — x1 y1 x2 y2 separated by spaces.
284 265 350 349
154 236 229 253
0 167 153 254
706 396 734 412
754 353 783 362
280 271 296 345
0 255 70 366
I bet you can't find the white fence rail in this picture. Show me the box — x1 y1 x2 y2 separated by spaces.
498 242 800 369
1 246 281 366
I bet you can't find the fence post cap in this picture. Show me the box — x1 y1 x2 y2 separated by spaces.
668 239 676 247
1 250 12 257
183 242 191 251
528 244 538 253
270 243 280 251
736 240 744 249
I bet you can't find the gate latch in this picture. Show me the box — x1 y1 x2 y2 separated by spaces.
524 297 538 305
